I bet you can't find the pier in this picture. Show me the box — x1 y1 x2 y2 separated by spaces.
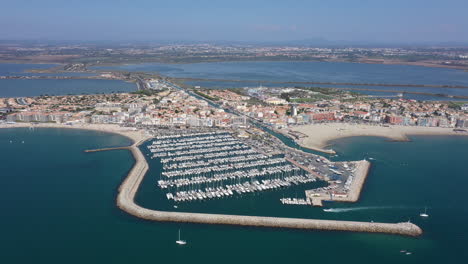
112 140 422 237
84 146 131 153
305 160 371 205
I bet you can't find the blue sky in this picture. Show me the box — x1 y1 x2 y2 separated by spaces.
1 0 468 43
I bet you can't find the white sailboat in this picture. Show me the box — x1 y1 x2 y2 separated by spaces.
176 229 187 245
420 207 429 218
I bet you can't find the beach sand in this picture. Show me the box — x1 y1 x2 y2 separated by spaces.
287 123 467 152
0 122 150 144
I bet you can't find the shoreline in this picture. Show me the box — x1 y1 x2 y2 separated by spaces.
0 122 149 144
288 123 468 153
0 122 423 236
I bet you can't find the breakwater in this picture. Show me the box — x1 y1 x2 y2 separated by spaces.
340 160 371 202
84 146 131 153
112 141 422 237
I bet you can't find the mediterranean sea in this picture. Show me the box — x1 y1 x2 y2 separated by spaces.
1 127 467 263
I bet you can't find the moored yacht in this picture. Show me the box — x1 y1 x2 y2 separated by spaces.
420 207 429 218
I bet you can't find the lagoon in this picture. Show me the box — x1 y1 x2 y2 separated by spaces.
0 78 136 98
0 63 136 97
92 61 468 101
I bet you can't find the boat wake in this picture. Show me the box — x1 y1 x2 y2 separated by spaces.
323 206 404 213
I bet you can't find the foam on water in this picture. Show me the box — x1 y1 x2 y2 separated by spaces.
323 206 410 213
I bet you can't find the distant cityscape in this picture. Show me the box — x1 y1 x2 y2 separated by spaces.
1 42 468 69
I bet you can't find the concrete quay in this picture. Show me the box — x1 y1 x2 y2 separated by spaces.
114 142 422 237
84 146 131 153
305 160 371 206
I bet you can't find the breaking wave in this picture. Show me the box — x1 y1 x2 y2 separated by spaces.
323 206 406 213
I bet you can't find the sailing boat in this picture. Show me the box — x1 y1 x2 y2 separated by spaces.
420 207 429 218
176 229 187 245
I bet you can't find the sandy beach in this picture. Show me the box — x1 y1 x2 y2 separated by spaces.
0 122 150 144
288 123 468 152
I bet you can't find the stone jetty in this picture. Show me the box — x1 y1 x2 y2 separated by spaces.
113 141 422 237
84 146 131 153
306 160 371 205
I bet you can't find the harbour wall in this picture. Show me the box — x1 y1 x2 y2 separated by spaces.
84 146 130 153
306 160 371 203
335 160 371 202
113 142 422 237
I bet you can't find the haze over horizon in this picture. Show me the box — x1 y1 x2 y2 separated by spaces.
2 0 468 45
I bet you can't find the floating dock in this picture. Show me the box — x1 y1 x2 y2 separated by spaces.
150 132 317 202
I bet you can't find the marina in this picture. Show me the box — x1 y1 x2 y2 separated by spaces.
115 134 423 237
148 131 319 203
3 0 468 258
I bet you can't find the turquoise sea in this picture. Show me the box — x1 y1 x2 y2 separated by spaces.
1 127 467 263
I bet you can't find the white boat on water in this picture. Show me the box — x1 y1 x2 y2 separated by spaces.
176 229 187 245
420 207 429 218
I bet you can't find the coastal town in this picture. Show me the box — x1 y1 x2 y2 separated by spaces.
5 1 468 261
1 78 467 209
2 80 467 131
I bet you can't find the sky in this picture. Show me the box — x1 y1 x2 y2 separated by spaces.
1 0 468 44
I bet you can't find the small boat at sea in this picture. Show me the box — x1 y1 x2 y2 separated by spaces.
176 229 187 245
420 207 429 218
